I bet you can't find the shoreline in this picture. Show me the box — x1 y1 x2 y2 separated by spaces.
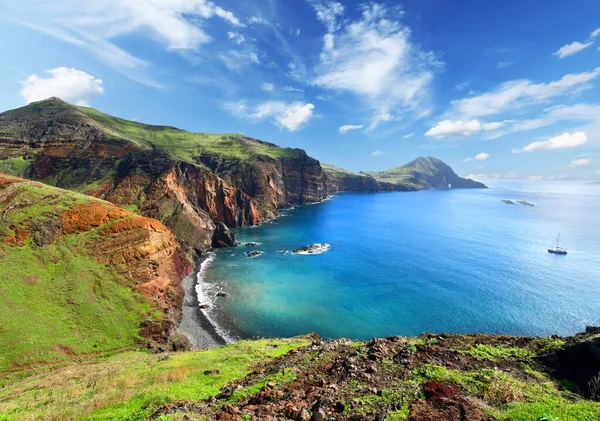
177 256 228 349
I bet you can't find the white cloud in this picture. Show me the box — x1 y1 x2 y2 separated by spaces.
450 67 600 118
247 101 315 131
313 3 438 131
11 0 243 85
371 150 383 156
505 172 517 179
592 28 600 38
20 0 242 50
527 175 543 181
21 67 103 106
464 152 491 162
311 1 344 33
569 158 592 167
595 170 600 175
248 16 267 25
483 103 600 140
425 119 511 138
262 83 274 92
339 124 364 134
403 133 414 138
227 31 245 44
513 132 588 153
553 42 593 59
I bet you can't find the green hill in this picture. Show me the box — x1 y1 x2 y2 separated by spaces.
362 156 486 189
0 175 189 372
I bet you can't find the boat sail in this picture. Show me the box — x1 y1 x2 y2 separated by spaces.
548 234 567 255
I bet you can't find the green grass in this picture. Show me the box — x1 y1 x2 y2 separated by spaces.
465 343 533 361
75 106 299 163
0 337 311 421
413 363 600 421
0 158 32 177
0 239 150 373
0 177 160 372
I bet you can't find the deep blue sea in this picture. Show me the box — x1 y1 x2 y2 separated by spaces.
197 180 600 342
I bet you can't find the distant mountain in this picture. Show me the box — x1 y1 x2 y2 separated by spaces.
324 156 486 191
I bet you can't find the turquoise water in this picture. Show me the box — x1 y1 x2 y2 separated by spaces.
199 180 600 341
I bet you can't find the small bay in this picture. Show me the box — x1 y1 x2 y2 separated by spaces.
199 180 600 340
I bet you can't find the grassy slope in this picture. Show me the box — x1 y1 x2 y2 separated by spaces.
0 178 156 372
1 335 598 421
0 337 311 421
75 106 300 162
364 156 443 186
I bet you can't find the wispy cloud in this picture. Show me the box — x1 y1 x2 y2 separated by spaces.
262 82 274 92
312 2 439 131
10 0 244 86
339 124 364 134
496 61 514 69
512 131 588 153
553 41 593 58
371 150 383 156
403 133 414 138
447 67 600 118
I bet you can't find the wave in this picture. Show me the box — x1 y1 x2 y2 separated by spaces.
194 253 236 344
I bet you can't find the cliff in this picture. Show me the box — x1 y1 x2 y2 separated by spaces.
0 98 329 254
0 175 192 371
1 329 599 420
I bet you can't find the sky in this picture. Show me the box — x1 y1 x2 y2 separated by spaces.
1 0 600 181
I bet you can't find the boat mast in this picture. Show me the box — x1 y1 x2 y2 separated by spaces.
556 233 560 248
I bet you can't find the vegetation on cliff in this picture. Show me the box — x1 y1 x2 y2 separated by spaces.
1 331 598 421
0 175 190 372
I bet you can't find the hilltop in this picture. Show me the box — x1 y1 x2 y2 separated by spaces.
323 157 485 192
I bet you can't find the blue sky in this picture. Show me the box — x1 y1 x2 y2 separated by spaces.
1 0 600 180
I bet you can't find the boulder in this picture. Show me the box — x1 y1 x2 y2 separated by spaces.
212 222 237 248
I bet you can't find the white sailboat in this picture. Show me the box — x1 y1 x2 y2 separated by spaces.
548 234 567 255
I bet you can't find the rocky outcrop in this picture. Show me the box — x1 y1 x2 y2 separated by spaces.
0 174 192 346
152 331 598 421
212 222 237 248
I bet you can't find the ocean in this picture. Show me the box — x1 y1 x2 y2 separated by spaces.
196 180 600 342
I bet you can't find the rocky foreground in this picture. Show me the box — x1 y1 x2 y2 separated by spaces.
150 329 600 421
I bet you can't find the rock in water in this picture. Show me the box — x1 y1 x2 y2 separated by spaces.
212 222 237 248
246 250 264 258
292 243 331 255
